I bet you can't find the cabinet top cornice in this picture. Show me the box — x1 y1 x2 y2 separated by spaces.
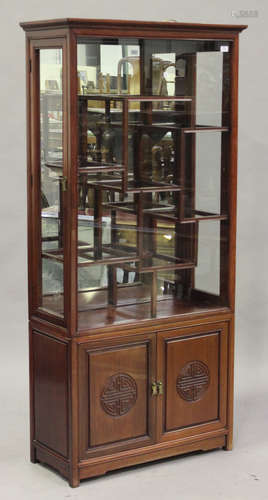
20 18 247 33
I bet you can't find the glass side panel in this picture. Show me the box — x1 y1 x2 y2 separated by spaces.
183 129 227 220
195 220 221 295
39 48 64 317
76 38 231 330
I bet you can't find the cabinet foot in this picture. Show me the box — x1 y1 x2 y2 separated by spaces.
69 470 80 488
224 434 233 451
69 478 80 488
30 445 38 463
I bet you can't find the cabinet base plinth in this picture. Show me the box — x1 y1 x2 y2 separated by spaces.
32 434 228 486
34 443 70 481
79 435 226 483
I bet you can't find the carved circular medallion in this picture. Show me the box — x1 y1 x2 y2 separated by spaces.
176 361 210 402
100 373 137 417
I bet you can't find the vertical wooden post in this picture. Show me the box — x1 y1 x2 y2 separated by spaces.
122 98 129 192
78 97 88 167
136 193 144 266
94 188 102 259
65 29 78 336
59 180 64 248
151 271 157 318
221 48 234 306
66 29 80 488
108 265 118 306
69 339 80 487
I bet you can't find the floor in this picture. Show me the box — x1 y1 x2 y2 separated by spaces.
1 324 268 500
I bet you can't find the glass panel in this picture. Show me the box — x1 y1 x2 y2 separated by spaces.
196 51 223 127
76 38 231 330
195 220 220 295
182 129 228 220
39 48 64 317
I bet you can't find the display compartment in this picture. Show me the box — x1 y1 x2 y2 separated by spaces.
75 38 232 330
30 45 66 321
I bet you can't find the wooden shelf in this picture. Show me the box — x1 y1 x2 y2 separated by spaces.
79 94 193 102
42 245 140 268
45 161 125 175
78 162 125 174
147 208 229 223
41 290 227 328
184 126 229 133
103 201 175 214
89 178 181 193
121 256 195 273
79 243 138 265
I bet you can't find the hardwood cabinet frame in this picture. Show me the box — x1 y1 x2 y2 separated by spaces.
21 19 246 487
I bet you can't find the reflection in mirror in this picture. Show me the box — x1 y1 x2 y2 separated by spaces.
77 40 140 95
152 53 176 95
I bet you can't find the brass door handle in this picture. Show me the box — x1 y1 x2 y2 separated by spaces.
151 382 158 396
151 381 163 396
157 381 163 395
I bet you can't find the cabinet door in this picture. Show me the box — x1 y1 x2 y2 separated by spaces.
79 333 156 458
157 322 228 442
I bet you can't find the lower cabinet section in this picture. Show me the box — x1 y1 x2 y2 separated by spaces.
31 319 231 485
78 321 229 460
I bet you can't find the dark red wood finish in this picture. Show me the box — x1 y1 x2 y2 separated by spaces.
21 19 246 487
32 331 69 457
157 322 228 440
78 333 156 459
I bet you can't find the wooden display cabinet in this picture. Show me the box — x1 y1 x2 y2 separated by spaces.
20 18 247 487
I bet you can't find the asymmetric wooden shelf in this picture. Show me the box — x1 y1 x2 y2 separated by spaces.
20 17 246 487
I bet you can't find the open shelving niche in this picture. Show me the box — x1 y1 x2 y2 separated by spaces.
43 94 229 320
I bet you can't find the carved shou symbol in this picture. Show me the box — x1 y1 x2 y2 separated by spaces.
176 361 210 402
100 373 137 417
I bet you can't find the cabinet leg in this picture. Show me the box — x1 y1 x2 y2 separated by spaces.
69 478 80 488
224 433 233 451
69 470 80 488
30 444 38 463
